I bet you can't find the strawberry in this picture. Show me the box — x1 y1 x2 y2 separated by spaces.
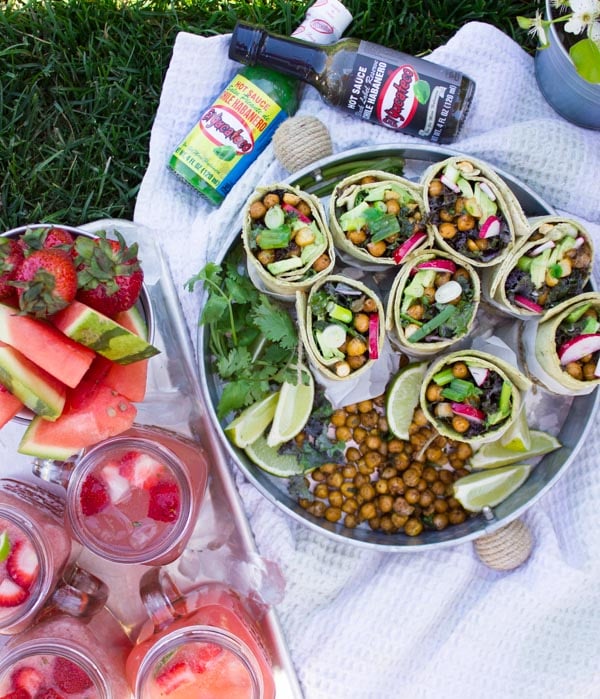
21 227 75 255
100 464 131 504
35 690 65 699
147 481 181 523
118 451 165 490
0 237 25 302
75 231 143 317
79 474 110 516
11 667 44 696
7 539 39 590
14 248 77 318
0 690 31 699
52 658 93 695
0 577 28 607
154 662 196 695
181 643 223 673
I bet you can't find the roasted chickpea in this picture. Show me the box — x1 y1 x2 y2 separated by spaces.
439 222 457 239
329 490 343 509
405 488 420 505
451 416 470 433
263 193 280 208
428 179 444 197
348 229 367 245
344 513 359 529
426 383 443 402
448 509 467 525
407 303 425 321
456 213 475 231
361 298 378 313
335 425 353 442
359 502 377 521
386 199 401 216
367 240 387 257
249 200 267 219
353 313 370 333
565 362 583 380
348 355 367 371
346 337 368 357
325 506 342 523
342 497 359 514
432 513 449 530
404 518 424 537
451 362 469 378
256 249 275 266
327 472 344 489
314 483 329 500
312 253 331 273
388 476 405 495
294 227 315 247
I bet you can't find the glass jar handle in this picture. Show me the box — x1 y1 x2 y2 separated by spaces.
48 563 109 618
31 457 76 490
139 568 187 630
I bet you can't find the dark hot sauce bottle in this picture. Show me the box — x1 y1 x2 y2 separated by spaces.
229 22 476 144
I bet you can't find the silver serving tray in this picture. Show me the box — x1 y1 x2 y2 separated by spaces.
198 144 600 551
0 219 303 699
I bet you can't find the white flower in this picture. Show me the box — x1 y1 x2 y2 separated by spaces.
590 20 600 45
564 0 600 35
527 10 551 45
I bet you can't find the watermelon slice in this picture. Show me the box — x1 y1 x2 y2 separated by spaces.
0 302 95 388
51 300 159 365
18 383 137 460
103 307 149 402
0 343 66 420
0 385 23 428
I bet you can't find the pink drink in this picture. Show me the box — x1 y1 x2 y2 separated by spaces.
0 609 132 699
126 583 275 699
66 426 208 565
0 479 72 635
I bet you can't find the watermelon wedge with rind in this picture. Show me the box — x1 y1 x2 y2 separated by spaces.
103 307 149 401
0 385 23 428
51 300 160 365
0 301 95 388
0 343 66 420
18 384 137 460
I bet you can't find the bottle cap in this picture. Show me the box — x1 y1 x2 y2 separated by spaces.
292 0 353 44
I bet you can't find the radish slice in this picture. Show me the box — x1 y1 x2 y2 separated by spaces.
415 259 457 274
529 240 555 256
558 333 600 365
574 236 585 249
468 365 489 387
514 295 544 313
282 203 311 223
478 182 497 201
451 402 485 423
368 314 380 360
393 231 427 263
440 174 461 193
479 215 501 239
435 280 462 304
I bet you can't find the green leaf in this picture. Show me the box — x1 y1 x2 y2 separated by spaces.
570 38 600 84
200 293 229 325
216 346 252 379
251 298 297 349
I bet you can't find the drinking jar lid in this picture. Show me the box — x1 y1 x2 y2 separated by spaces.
292 0 353 44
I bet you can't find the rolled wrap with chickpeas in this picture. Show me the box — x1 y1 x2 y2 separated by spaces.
421 155 529 268
242 183 335 297
385 249 481 357
328 170 433 267
481 215 594 319
295 274 385 382
420 349 532 445
520 291 600 395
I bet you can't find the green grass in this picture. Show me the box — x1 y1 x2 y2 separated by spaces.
0 0 539 230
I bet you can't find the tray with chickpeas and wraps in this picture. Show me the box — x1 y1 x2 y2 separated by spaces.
194 144 599 551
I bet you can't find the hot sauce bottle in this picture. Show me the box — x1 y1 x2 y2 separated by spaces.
228 21 476 144
169 0 352 206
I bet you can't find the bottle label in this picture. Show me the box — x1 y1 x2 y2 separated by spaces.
342 41 466 143
171 74 288 197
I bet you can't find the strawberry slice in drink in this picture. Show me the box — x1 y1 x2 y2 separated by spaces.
52 657 93 694
6 539 39 591
119 451 165 490
79 474 110 516
147 481 181 523
0 578 28 607
155 662 197 695
11 667 44 696
0 689 33 699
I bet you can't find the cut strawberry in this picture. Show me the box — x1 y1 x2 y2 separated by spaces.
52 657 93 695
189 643 223 673
155 662 197 695
118 451 165 490
0 577 28 607
7 539 39 591
147 481 181 523
79 474 110 516
0 689 32 699
35 690 66 699
11 667 43 696
101 464 131 504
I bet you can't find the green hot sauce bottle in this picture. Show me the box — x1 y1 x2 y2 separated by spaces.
169 1 352 206
228 22 476 145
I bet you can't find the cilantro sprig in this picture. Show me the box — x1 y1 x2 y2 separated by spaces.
187 245 299 419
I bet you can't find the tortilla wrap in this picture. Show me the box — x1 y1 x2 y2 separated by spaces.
481 216 594 319
296 274 385 382
419 349 532 445
242 183 335 297
328 170 433 268
421 155 529 268
385 249 481 357
521 291 600 395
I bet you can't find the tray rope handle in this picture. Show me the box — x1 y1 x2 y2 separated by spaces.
273 115 333 174
474 518 533 571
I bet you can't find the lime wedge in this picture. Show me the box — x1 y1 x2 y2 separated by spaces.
453 464 531 512
225 392 280 448
386 361 428 440
0 530 10 562
266 368 314 447
499 404 531 451
245 435 306 477
470 430 561 469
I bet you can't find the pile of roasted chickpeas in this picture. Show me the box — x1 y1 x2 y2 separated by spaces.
298 395 470 536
